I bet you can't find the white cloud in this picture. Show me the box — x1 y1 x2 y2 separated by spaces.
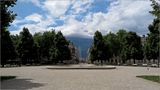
42 0 71 17
10 13 55 35
11 0 154 38
25 13 43 22
12 13 43 26
12 19 24 27
52 0 154 37
54 18 85 36
70 0 93 14
103 0 154 35
82 0 153 36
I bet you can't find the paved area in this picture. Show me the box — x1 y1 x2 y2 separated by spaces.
0 64 160 90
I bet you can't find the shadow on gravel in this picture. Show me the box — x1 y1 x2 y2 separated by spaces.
1 78 44 90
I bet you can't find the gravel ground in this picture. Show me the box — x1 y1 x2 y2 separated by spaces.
0 65 160 90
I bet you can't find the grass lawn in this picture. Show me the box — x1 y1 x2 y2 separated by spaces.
0 76 16 81
137 75 160 83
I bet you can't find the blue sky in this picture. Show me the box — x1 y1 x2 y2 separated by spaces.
9 0 154 38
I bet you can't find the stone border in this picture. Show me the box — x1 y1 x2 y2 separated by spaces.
47 66 116 70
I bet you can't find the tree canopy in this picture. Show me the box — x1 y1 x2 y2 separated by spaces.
1 0 17 67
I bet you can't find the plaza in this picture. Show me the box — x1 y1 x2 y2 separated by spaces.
1 65 160 90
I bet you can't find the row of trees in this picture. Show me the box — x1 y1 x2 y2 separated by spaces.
1 0 78 67
2 27 75 66
89 30 143 64
89 0 160 66
13 28 73 65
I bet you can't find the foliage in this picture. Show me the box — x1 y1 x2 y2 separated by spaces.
55 31 71 63
17 28 36 64
145 0 160 64
124 32 143 63
39 31 56 63
8 29 74 65
1 0 17 67
1 0 17 29
90 31 109 63
90 30 143 64
104 32 120 59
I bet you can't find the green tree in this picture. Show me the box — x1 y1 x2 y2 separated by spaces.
17 28 35 64
40 31 56 64
90 31 108 64
103 32 120 64
145 0 160 66
1 0 17 28
124 32 143 64
89 45 98 63
55 31 71 63
1 29 17 66
10 34 21 49
1 0 17 67
48 31 57 64
33 32 43 63
116 30 128 64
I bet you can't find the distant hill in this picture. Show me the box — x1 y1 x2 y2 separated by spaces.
66 36 93 59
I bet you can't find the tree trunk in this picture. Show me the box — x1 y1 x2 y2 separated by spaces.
158 58 159 68
153 59 155 64
101 60 103 65
133 59 135 64
91 60 93 64
2 64 4 67
122 59 125 64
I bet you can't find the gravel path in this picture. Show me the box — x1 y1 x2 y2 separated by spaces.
0 65 160 90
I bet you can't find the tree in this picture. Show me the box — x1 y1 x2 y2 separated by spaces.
145 0 160 66
1 0 17 28
90 31 108 64
10 34 21 49
55 31 71 63
39 31 56 64
48 31 57 64
17 28 35 64
33 30 72 64
1 0 17 67
1 29 17 66
103 32 120 64
89 45 98 63
124 32 143 64
116 30 128 64
33 32 43 63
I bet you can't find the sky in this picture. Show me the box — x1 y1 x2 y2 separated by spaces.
9 0 154 38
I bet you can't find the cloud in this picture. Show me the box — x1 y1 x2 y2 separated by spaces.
11 13 55 35
53 0 154 37
103 0 154 35
42 0 71 17
12 13 43 25
25 13 43 23
10 0 154 38
69 0 93 15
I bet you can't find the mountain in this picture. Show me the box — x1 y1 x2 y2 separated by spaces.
66 36 93 60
